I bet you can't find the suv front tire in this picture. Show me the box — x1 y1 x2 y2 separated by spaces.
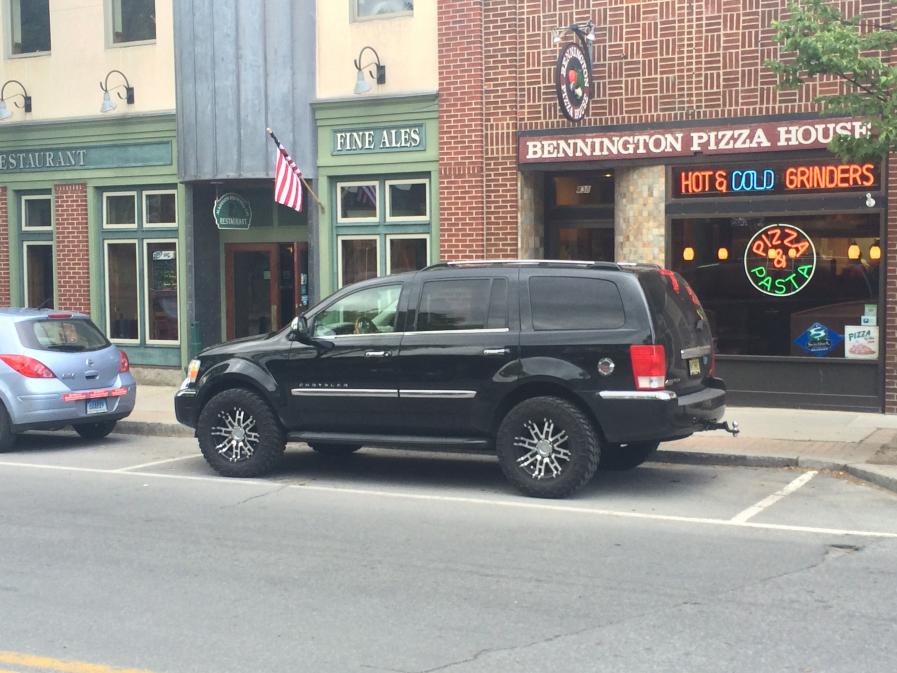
198 389 285 477
496 396 600 499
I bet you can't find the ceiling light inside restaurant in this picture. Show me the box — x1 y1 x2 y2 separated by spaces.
847 241 861 260
682 246 695 261
717 247 728 261
870 240 881 260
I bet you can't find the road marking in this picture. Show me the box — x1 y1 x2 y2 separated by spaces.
730 470 818 524
0 651 162 673
111 455 197 472
0 460 894 539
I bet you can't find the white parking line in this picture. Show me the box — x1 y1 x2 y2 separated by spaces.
112 455 198 472
0 460 893 539
730 471 818 523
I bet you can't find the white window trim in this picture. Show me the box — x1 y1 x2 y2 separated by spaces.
142 189 178 229
352 0 413 21
385 178 430 222
104 239 141 344
336 181 380 224
337 235 380 288
143 239 180 345
7 0 51 58
22 241 54 308
386 234 430 275
104 0 157 48
21 194 53 230
103 191 138 229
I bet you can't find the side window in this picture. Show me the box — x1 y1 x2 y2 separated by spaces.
416 278 508 332
530 276 625 330
313 284 402 337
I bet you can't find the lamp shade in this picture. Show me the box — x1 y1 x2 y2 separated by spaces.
682 246 695 261
717 247 728 261
100 91 116 113
848 242 861 260
870 241 881 260
353 69 371 95
0 100 10 120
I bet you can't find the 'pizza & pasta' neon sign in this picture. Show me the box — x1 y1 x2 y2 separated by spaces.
744 224 816 297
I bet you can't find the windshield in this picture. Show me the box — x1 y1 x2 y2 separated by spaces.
16 318 110 352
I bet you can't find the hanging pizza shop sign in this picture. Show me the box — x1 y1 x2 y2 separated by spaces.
556 43 592 122
744 224 816 297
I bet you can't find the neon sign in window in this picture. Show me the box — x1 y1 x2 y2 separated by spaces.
744 224 816 297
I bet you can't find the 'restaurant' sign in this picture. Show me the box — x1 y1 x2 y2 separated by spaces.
519 118 869 164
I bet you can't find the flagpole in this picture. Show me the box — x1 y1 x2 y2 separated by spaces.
266 127 325 213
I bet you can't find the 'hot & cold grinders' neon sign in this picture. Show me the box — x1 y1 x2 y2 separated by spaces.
744 224 816 297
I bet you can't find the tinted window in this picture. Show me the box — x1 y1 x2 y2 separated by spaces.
417 278 508 332
529 277 625 330
17 319 109 352
314 284 402 337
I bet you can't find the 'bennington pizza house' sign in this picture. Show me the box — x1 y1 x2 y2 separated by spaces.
519 118 869 164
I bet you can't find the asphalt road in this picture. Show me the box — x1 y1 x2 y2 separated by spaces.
1 432 896 673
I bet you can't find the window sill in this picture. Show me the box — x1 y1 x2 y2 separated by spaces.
8 50 51 59
107 39 157 49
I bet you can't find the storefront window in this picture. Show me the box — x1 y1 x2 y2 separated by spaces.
387 236 428 274
23 243 54 309
338 182 379 222
104 193 137 228
145 241 178 342
22 196 52 229
339 237 379 286
354 0 413 19
143 191 177 227
672 214 880 358
110 0 156 44
105 242 139 342
386 180 428 220
9 0 50 55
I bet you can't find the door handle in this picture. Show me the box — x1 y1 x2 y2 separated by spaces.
483 348 510 356
365 350 391 358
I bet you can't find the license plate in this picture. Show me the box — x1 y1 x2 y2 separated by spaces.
86 398 108 415
688 358 701 377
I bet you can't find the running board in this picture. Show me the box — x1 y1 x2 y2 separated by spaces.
288 431 492 453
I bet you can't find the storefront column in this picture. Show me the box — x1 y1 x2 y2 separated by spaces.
53 183 90 315
614 165 666 265
885 152 897 413
0 187 8 305
518 172 544 259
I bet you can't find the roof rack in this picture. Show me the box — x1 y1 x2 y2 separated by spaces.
423 259 621 271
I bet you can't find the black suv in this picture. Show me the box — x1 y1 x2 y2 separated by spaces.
175 261 732 498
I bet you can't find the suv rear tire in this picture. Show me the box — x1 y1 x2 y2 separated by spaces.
74 420 117 440
198 389 285 477
496 396 600 499
309 443 362 457
599 441 660 471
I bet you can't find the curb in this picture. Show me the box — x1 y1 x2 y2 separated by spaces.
845 464 897 494
116 420 193 438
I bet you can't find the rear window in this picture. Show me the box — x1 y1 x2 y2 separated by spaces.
16 318 110 352
638 270 708 348
529 276 625 330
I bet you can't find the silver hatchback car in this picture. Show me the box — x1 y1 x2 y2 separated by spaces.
0 309 137 449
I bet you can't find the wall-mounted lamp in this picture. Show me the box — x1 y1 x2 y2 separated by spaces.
870 239 881 261
717 247 729 261
0 80 32 121
682 246 695 262
847 240 861 261
353 46 386 95
99 70 135 113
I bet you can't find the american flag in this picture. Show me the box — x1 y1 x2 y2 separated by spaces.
270 131 304 212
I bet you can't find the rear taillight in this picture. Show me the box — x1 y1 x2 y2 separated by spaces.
0 355 56 379
709 347 716 377
119 350 130 373
629 345 666 390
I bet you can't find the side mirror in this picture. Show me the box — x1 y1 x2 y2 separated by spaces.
290 315 312 343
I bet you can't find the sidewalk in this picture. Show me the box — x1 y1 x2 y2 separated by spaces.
123 386 897 494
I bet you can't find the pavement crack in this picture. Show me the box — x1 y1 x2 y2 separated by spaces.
227 484 289 507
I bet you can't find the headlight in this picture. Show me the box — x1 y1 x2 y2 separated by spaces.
186 359 201 384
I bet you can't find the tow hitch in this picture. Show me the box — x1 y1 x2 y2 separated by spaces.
704 420 740 436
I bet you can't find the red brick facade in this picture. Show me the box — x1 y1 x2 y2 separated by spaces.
0 187 8 306
53 183 91 316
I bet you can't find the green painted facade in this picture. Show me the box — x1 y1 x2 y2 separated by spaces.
313 93 439 297
0 113 185 369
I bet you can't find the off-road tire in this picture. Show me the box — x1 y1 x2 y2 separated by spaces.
309 443 362 457
197 389 285 477
496 396 600 499
73 420 117 440
0 403 16 452
599 441 660 471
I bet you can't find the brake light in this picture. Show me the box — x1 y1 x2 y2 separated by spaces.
47 313 72 319
629 345 666 390
0 355 56 379
119 350 130 373
658 268 680 293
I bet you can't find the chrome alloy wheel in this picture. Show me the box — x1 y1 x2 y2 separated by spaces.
514 417 571 479
210 406 261 463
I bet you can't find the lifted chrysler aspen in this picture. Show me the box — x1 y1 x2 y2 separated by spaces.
175 261 737 499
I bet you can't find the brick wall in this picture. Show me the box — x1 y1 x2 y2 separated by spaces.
0 187 8 306
53 184 90 315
